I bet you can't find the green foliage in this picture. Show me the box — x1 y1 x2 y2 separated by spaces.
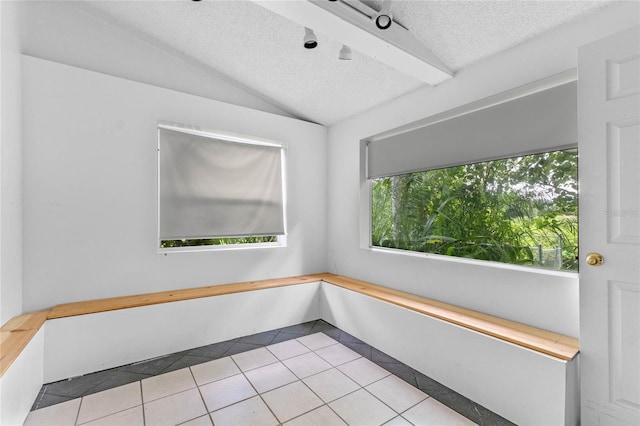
372 149 578 271
161 235 277 248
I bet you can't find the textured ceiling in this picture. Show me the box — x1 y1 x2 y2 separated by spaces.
79 0 613 125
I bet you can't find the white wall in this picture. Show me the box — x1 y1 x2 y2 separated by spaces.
45 283 322 382
1 0 307 323
22 56 327 311
0 1 24 325
326 1 640 338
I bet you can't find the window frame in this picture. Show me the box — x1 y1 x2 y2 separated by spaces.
157 121 288 253
358 71 579 276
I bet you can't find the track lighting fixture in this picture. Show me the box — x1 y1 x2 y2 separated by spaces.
374 0 393 30
303 27 318 49
256 0 453 84
339 45 352 60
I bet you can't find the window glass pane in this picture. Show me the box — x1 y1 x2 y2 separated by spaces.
160 236 277 248
371 149 578 271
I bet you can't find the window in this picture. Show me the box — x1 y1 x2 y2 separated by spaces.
371 149 578 270
364 75 578 271
158 123 286 250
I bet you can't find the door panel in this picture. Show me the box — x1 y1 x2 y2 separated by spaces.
579 26 640 425
607 119 640 244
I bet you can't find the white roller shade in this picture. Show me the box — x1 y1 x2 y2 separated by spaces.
159 127 285 240
367 81 577 179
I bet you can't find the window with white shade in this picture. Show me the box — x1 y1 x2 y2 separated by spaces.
158 123 286 250
364 78 579 271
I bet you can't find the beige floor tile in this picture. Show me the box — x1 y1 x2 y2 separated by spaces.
366 375 428 413
141 368 196 403
297 333 338 351
81 406 143 425
283 352 332 378
329 389 396 426
210 396 278 426
244 361 298 393
403 398 477 425
315 344 361 366
231 347 278 372
284 405 348 426
24 327 484 426
143 388 207 426
338 357 391 386
190 357 240 386
261 381 323 423
199 373 257 412
76 382 141 424
23 398 81 426
267 339 311 360
303 368 360 403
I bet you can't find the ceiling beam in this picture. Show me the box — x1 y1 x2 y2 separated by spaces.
252 0 453 85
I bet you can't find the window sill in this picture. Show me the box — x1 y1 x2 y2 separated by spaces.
367 246 578 279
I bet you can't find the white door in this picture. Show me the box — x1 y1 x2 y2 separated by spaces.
579 26 640 425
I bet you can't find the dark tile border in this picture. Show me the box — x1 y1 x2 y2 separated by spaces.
31 320 514 426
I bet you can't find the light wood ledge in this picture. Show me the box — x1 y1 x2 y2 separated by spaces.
0 311 49 377
47 274 327 319
320 273 579 361
1 272 579 379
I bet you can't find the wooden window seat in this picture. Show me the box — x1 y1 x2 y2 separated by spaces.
1 272 578 380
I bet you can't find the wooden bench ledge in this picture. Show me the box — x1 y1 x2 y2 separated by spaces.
47 274 327 319
1 272 579 379
320 273 579 361
0 311 49 377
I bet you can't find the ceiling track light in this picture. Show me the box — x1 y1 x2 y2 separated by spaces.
254 0 453 84
375 0 393 30
303 27 318 49
339 45 352 60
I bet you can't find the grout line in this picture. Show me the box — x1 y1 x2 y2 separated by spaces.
326 403 351 426
398 394 430 417
270 372 325 423
136 370 198 405
74 397 83 426
138 381 146 426
188 365 213 426
74 384 145 425
361 382 403 417
231 355 282 424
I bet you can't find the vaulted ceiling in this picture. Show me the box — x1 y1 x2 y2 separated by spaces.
78 0 613 125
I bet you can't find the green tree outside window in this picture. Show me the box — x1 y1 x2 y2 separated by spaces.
371 149 578 271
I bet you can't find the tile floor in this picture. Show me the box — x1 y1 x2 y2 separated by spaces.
27 321 513 426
